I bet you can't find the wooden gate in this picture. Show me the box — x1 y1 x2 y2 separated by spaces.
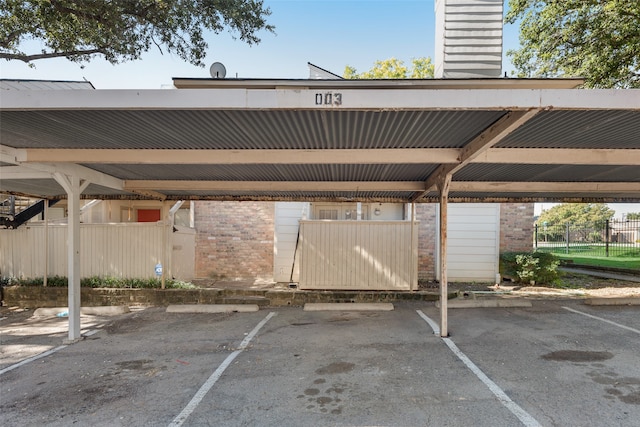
298 220 418 290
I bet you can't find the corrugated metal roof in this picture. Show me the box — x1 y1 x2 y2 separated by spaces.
1 83 638 202
0 110 504 150
453 164 640 182
157 190 417 202
497 110 640 149
87 164 440 181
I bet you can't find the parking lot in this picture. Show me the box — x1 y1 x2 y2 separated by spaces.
1 300 639 426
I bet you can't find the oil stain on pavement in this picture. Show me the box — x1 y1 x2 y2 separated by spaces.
297 362 356 414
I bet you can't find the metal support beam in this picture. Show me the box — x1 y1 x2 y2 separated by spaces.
21 148 459 165
411 109 541 202
438 173 452 338
17 147 640 166
53 172 90 342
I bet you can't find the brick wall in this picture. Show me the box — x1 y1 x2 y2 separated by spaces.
500 203 534 252
194 201 274 281
192 201 532 283
416 204 437 280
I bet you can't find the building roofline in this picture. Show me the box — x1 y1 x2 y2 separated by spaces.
171 77 585 90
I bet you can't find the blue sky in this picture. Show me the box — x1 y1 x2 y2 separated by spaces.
0 0 521 88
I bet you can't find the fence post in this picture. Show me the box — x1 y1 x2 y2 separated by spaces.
605 219 610 257
534 224 538 250
565 222 570 254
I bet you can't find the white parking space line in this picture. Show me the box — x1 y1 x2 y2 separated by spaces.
0 345 67 376
417 309 440 335
416 310 542 427
168 311 277 427
562 306 640 334
0 329 98 376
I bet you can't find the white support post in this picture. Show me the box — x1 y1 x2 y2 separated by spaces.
410 202 416 291
161 202 168 289
44 201 49 287
438 173 452 337
54 173 89 342
167 201 184 285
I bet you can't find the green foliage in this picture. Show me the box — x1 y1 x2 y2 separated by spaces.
344 57 434 79
409 57 435 78
500 251 560 284
626 212 640 220
0 275 19 286
505 0 640 88
0 275 196 289
0 0 274 66
537 203 614 227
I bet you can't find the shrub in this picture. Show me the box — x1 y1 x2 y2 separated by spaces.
500 251 560 285
0 276 196 289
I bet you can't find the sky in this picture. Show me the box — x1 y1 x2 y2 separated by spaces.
1 0 637 216
0 0 521 88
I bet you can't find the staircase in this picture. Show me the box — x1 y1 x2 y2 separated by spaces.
0 195 59 229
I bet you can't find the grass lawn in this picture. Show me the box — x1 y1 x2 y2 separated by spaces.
554 253 640 271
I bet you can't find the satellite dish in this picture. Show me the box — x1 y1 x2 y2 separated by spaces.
209 62 227 79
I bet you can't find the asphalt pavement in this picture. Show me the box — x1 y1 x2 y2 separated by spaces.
1 300 639 426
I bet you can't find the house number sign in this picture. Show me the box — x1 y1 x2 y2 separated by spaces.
315 92 342 106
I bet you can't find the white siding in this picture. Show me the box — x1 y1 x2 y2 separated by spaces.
273 202 309 282
434 0 504 78
442 203 500 282
299 221 418 290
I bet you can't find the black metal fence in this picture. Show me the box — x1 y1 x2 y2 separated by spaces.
534 219 640 257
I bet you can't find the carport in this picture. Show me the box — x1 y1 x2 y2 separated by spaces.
1 78 639 340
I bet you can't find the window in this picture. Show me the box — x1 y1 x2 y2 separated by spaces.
312 203 369 220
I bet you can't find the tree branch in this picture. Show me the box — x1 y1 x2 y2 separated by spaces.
0 49 104 63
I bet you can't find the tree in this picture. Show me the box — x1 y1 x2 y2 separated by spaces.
626 212 640 220
537 203 615 226
505 0 640 88
344 57 434 79
0 0 274 66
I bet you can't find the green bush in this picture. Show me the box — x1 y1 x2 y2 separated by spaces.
500 251 560 285
0 275 196 289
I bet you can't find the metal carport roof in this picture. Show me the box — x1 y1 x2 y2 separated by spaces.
1 77 639 340
1 78 638 203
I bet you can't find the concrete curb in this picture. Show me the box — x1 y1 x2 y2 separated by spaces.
166 304 259 313
303 303 394 311
584 297 640 306
33 306 131 317
436 299 533 309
